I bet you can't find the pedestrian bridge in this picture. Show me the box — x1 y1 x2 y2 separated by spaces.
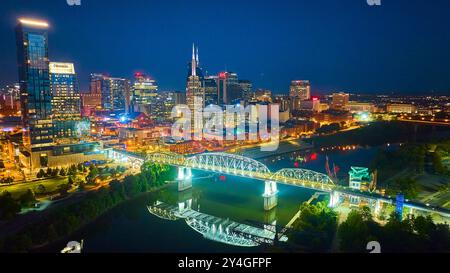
109 150 336 211
146 152 336 191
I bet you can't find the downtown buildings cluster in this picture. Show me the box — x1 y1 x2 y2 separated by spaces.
0 17 450 174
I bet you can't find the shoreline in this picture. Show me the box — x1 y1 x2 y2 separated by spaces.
28 182 174 253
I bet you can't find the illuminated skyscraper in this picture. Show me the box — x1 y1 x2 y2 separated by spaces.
109 77 129 112
90 73 129 112
186 44 205 111
289 80 311 100
217 71 243 105
238 79 252 101
16 18 53 148
132 73 158 117
49 62 82 138
204 75 218 106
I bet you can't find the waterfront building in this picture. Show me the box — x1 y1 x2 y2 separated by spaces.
349 166 372 190
386 103 417 114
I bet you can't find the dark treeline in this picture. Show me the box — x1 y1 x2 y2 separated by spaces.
338 207 450 253
286 202 338 252
370 140 450 199
0 162 175 253
286 203 450 253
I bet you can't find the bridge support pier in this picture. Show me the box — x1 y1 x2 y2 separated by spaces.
177 167 192 192
328 191 341 208
263 181 278 211
374 199 382 215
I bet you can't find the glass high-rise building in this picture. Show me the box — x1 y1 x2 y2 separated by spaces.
132 73 158 116
49 62 83 139
16 18 53 148
90 73 110 109
217 71 242 105
238 79 253 101
109 77 129 112
204 76 218 106
90 73 129 112
289 80 311 100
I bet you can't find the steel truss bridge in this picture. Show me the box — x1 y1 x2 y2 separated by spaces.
147 201 288 247
109 149 450 219
145 151 336 191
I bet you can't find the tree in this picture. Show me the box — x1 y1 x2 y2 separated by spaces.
35 184 46 195
338 208 375 252
51 168 59 177
289 201 338 252
58 183 71 196
431 152 445 174
0 191 21 220
59 168 66 176
18 189 36 208
37 169 45 178
46 168 52 177
68 176 74 185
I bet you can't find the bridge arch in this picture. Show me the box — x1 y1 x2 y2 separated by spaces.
185 152 271 178
271 168 334 190
147 152 186 165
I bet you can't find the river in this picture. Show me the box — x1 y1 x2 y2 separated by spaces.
44 146 380 253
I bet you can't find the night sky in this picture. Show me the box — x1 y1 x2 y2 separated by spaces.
1 0 449 95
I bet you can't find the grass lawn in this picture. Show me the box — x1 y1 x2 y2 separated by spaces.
0 176 72 198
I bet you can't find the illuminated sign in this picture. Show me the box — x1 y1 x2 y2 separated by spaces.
19 18 49 28
49 62 76 74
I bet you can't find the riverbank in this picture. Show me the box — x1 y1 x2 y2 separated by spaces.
0 163 175 253
230 139 313 160
31 182 174 253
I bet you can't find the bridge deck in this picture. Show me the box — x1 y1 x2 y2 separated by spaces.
147 202 288 247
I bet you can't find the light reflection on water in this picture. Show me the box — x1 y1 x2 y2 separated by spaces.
44 147 378 253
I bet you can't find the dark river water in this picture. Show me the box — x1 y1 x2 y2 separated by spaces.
45 146 380 253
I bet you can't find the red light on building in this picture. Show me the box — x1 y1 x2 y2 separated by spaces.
219 72 227 79
312 96 319 101
294 162 299 168
310 153 318 161
219 175 226 181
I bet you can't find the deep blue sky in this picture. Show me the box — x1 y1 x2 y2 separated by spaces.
1 0 449 95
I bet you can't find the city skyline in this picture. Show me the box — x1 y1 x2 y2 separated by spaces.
0 0 449 95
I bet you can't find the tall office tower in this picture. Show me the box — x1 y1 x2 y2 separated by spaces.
132 73 158 116
90 74 128 112
49 62 82 139
289 80 311 100
89 73 110 109
109 77 129 112
238 79 252 101
217 71 242 105
186 43 205 112
331 92 350 110
154 91 176 121
173 91 186 105
16 18 53 148
204 75 218 106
